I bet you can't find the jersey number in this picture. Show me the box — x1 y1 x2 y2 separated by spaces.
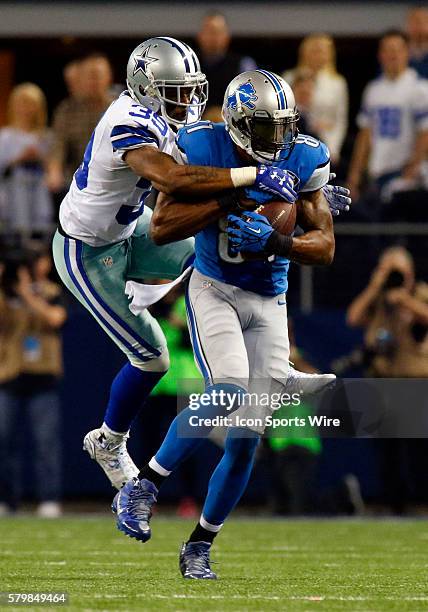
74 131 95 190
218 218 275 264
115 202 145 225
218 218 244 264
115 179 151 226
129 105 168 137
296 134 319 148
376 107 401 138
74 132 151 226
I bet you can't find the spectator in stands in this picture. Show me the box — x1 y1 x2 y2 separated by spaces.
283 34 348 166
291 70 318 138
406 6 428 79
0 244 67 517
0 83 53 240
47 53 113 194
196 11 257 122
347 246 428 378
62 59 84 100
347 31 428 212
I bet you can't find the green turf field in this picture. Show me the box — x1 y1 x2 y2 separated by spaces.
0 516 427 611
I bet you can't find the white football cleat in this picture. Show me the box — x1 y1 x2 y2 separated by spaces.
286 363 336 396
83 427 139 490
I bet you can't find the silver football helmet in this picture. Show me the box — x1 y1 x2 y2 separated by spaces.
126 37 208 128
222 70 299 163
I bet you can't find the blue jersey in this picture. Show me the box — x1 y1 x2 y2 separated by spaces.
177 121 330 296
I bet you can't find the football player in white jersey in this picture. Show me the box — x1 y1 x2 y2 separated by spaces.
52 37 311 490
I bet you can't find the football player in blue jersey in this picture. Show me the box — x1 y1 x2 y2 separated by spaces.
113 70 348 579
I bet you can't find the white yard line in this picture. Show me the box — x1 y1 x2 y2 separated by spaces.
44 561 66 565
89 561 143 566
133 593 428 602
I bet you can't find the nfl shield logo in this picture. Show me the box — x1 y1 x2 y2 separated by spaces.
102 256 113 268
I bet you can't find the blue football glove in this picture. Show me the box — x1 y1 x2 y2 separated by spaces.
244 185 274 205
255 165 298 203
322 173 351 217
227 211 274 254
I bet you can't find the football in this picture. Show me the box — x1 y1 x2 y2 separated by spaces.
256 199 296 236
237 198 296 261
240 198 296 236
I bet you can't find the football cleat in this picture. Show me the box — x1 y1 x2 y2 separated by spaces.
83 428 139 490
286 364 336 397
179 541 217 580
112 478 158 542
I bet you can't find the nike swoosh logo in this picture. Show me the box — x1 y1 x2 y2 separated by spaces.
123 520 140 533
278 300 286 306
248 227 261 234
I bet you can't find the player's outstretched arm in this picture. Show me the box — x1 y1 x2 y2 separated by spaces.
125 147 245 197
124 147 297 200
150 191 236 245
285 189 335 265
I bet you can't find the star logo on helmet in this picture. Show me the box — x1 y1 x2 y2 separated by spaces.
133 46 158 77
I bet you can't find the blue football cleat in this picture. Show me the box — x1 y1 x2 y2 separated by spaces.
112 478 158 542
179 541 217 579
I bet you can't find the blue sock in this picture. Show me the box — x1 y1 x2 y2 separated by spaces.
202 429 260 527
104 363 164 433
154 383 245 473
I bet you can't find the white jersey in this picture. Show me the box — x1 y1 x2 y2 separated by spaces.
357 68 428 178
60 92 184 246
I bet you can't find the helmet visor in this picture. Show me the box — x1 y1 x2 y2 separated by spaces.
250 114 299 160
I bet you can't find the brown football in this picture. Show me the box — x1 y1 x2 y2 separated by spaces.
239 198 296 236
254 200 296 236
237 198 296 260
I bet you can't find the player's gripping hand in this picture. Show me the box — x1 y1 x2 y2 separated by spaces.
227 211 274 254
255 165 298 203
322 173 351 217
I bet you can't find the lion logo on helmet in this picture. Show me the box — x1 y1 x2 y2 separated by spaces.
227 81 258 111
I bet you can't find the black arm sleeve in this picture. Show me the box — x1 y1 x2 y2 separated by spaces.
265 231 294 257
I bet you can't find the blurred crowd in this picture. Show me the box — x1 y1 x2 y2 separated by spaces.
1 7 428 516
2 9 428 238
0 242 66 517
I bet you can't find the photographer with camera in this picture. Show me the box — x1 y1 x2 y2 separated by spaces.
347 246 428 513
0 244 67 517
347 246 428 378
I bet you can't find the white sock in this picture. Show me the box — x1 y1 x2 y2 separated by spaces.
101 422 129 438
148 456 171 477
